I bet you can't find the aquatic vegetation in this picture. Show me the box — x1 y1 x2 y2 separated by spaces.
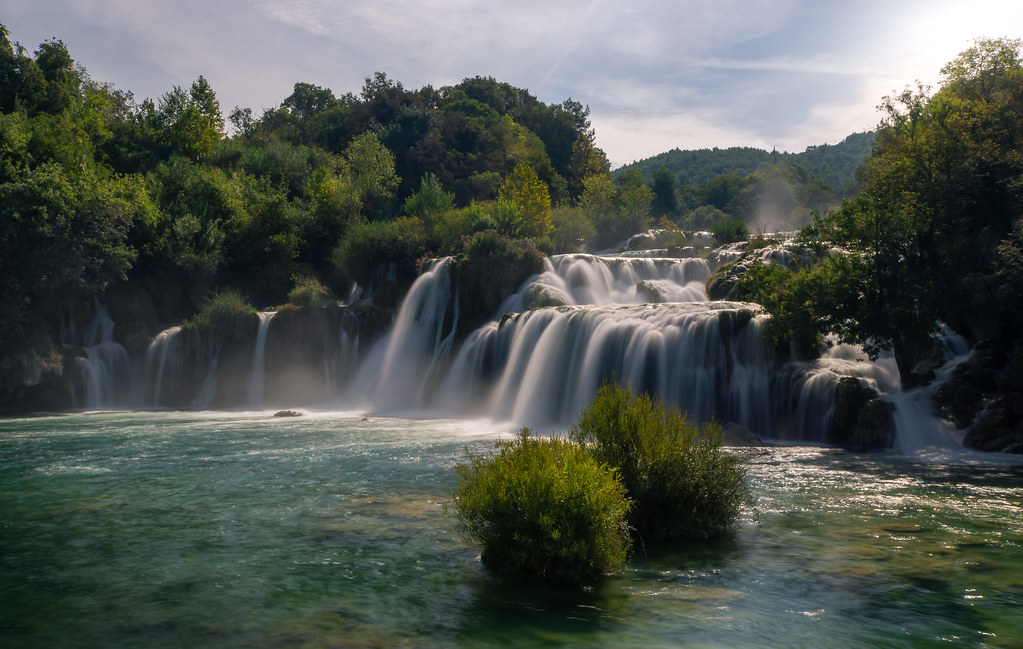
570 381 752 541
452 429 632 582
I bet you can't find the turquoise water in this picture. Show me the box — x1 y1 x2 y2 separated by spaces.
1 412 1021 648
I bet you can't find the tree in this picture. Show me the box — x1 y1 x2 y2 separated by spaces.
361 71 403 102
498 163 552 238
0 164 142 349
567 129 609 200
805 38 1023 384
650 166 679 217
341 131 399 219
402 172 454 219
153 76 224 160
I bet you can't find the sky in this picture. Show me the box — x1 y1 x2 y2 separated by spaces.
2 0 1021 167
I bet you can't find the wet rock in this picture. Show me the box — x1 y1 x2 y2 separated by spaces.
273 410 303 417
832 377 893 449
851 398 895 449
720 423 766 447
636 280 667 304
935 340 1000 429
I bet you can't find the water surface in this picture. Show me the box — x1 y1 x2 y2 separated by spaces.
1 412 1020 648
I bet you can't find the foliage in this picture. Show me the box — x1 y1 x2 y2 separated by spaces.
730 257 858 357
403 172 455 220
650 166 679 217
498 163 553 238
331 216 430 288
569 382 751 541
454 230 546 329
341 130 400 219
579 173 653 248
287 275 333 310
805 38 1023 383
0 163 143 350
550 205 597 252
451 429 632 582
190 290 258 338
711 218 749 244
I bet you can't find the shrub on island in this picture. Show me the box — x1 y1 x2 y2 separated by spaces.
188 290 258 339
569 381 751 542
451 429 632 583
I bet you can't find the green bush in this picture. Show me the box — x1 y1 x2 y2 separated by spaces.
453 230 545 331
287 275 333 310
190 290 258 338
711 217 750 245
569 382 751 541
330 216 430 287
451 429 632 582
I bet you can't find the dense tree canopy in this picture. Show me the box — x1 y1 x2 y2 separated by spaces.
742 38 1023 386
0 25 631 354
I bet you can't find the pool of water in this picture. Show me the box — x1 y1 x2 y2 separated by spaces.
1 411 1021 648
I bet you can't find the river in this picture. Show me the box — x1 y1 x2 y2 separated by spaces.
1 411 1020 648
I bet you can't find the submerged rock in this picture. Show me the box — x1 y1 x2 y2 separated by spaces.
720 423 766 447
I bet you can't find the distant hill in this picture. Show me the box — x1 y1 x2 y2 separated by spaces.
615 131 875 195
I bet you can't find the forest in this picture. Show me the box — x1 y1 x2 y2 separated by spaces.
1 24 1021 451
0 21 859 363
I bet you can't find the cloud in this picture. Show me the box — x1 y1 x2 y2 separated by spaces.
1 0 1020 166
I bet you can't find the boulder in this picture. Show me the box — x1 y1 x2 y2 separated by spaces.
720 423 766 447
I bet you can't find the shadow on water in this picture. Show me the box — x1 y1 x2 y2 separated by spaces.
451 568 629 646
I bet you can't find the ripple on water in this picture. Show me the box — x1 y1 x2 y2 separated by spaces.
1 413 1022 649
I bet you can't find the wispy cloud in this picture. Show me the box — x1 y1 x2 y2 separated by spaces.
1 0 1018 165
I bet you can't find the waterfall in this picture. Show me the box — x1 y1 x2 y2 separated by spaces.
73 302 132 409
497 254 711 312
353 258 457 411
890 326 971 454
246 311 276 409
359 252 904 443
86 248 973 450
435 302 771 429
142 326 182 407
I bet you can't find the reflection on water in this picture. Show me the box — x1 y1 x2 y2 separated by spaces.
1 413 1020 648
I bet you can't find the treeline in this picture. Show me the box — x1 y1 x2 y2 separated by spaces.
617 132 875 232
721 38 1023 451
0 24 679 354
620 132 874 191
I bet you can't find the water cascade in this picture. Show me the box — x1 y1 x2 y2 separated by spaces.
246 312 277 408
890 327 971 454
142 326 182 407
87 249 974 449
435 301 771 430
351 258 458 411
72 302 133 409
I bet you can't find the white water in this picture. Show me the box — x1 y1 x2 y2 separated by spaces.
890 327 971 455
75 251 975 452
72 302 132 409
246 312 276 408
142 326 182 407
352 258 458 411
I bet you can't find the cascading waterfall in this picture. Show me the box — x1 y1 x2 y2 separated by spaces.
351 258 458 411
435 301 771 430
246 312 276 409
497 254 711 312
88 249 976 451
72 302 132 409
890 326 971 454
142 326 182 407
352 254 789 434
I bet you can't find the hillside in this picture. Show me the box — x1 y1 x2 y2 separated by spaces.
616 131 875 195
